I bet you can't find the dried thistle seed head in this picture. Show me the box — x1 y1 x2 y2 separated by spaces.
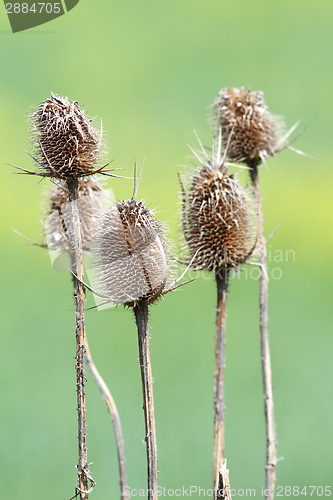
93 198 168 307
29 93 102 179
215 87 282 167
181 138 255 271
45 178 104 253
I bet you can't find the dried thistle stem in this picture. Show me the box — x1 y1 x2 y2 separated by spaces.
212 266 229 498
133 302 158 500
217 460 232 500
250 167 276 500
67 177 90 500
84 336 129 500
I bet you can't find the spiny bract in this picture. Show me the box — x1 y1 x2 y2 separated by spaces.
30 93 102 179
215 87 281 167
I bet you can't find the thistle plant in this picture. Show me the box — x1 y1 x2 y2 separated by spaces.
25 93 126 499
45 177 129 499
214 88 281 167
30 93 103 179
215 88 283 500
91 165 192 500
45 178 104 254
180 132 255 499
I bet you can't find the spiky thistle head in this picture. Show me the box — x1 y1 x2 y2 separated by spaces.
181 133 256 272
214 87 282 168
29 93 103 179
45 178 104 253
92 168 170 307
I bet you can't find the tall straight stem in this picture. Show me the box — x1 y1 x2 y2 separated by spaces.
67 177 89 500
250 167 277 500
212 267 229 499
84 336 129 500
133 302 158 500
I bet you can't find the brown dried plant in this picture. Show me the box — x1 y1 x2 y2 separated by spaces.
45 178 104 254
93 198 167 307
29 93 103 179
180 131 256 499
23 94 128 500
44 177 129 500
182 158 254 271
91 164 194 500
214 87 283 168
215 87 285 500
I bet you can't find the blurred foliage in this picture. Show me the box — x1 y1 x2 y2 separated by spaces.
0 1 332 498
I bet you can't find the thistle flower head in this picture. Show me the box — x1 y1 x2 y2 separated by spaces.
45 178 104 254
29 93 103 179
181 134 255 271
215 87 282 167
92 170 169 307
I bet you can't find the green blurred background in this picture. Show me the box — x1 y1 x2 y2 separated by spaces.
1 1 332 498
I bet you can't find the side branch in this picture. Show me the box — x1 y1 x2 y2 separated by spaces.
84 336 129 500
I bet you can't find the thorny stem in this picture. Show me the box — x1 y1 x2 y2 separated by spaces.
133 302 158 500
67 177 92 500
84 336 129 500
250 166 277 500
212 267 229 499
